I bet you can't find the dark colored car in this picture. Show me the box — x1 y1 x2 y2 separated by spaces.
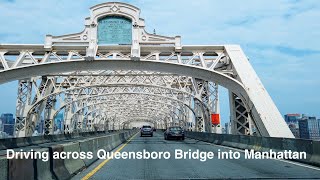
164 126 185 140
140 125 153 137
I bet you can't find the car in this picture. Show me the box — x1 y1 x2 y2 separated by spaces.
140 125 153 137
164 126 185 140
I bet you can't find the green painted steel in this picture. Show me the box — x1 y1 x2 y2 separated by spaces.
98 16 132 45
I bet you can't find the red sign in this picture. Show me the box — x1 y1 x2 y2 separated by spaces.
211 114 220 125
287 114 300 116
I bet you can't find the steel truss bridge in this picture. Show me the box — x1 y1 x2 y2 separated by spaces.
0 2 293 138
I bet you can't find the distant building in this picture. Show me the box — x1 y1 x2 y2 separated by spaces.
221 127 225 134
0 119 3 132
284 114 300 125
299 116 320 140
54 113 64 130
224 122 231 134
284 114 301 138
288 123 300 138
55 119 62 130
0 131 9 139
3 124 14 136
0 113 15 136
0 113 14 124
36 118 44 134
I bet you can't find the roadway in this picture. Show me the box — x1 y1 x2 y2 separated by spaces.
73 132 320 179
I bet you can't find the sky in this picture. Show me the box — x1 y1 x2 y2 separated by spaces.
0 0 319 124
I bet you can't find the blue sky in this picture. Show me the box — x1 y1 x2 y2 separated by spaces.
0 0 319 124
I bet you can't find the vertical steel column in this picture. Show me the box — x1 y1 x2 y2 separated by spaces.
194 98 205 132
76 109 83 132
64 104 73 134
43 95 56 135
87 112 94 131
15 79 33 137
209 82 222 133
229 92 253 135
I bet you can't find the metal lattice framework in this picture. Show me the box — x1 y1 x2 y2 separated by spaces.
0 2 293 138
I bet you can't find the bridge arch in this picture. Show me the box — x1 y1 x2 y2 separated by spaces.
60 93 193 126
0 60 246 98
69 105 178 132
0 1 294 138
26 84 200 134
0 59 289 137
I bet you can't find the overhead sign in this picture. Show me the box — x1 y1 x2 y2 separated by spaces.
97 16 132 45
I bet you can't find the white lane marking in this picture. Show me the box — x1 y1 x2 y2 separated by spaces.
202 141 320 171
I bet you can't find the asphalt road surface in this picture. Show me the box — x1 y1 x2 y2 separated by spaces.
73 132 320 179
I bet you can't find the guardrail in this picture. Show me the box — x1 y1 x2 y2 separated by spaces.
185 131 320 167
0 129 138 180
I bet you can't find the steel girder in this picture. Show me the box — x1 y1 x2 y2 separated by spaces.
66 99 187 133
62 93 194 132
36 71 207 135
70 105 179 132
0 44 293 138
44 92 195 135
23 82 202 136
12 71 207 134
12 70 211 136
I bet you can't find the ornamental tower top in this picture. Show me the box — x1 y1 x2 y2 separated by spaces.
44 2 182 60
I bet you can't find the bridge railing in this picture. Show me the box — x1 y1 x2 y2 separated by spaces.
186 131 320 167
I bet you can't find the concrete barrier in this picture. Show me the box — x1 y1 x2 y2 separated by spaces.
35 148 54 180
111 135 121 149
0 130 138 180
62 142 85 175
220 134 234 147
282 138 313 164
247 136 262 151
79 138 98 166
49 144 71 180
212 134 223 144
0 156 8 180
186 131 320 167
0 138 29 150
99 135 112 152
97 135 110 151
0 130 107 151
261 137 283 152
201 132 210 142
310 141 320 167
8 157 34 180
